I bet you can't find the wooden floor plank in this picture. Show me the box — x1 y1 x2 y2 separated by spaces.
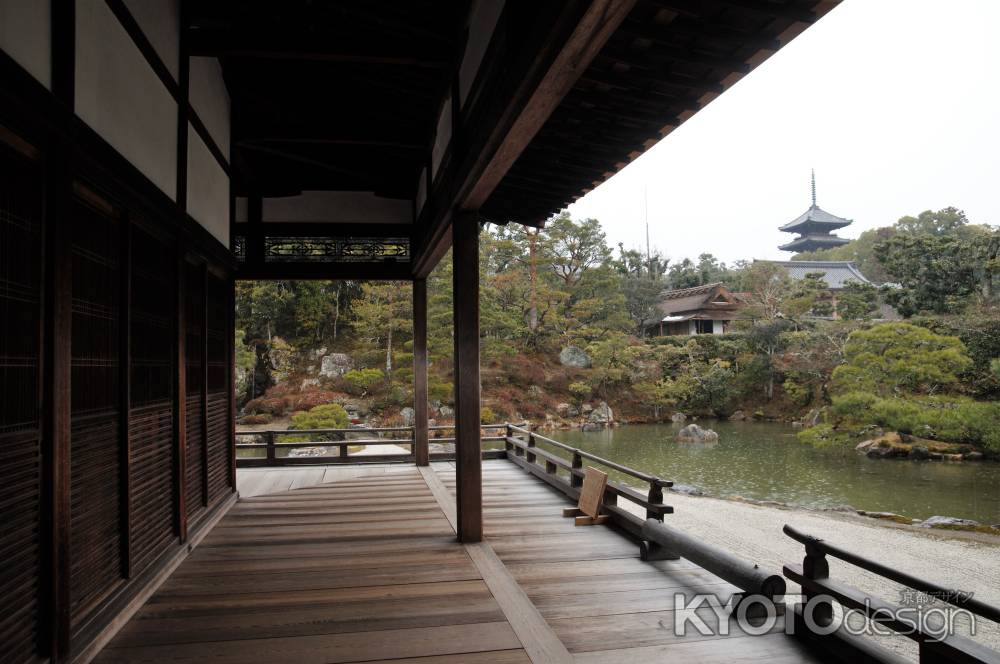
96 460 819 663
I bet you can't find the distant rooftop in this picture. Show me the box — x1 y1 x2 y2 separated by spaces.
763 260 871 289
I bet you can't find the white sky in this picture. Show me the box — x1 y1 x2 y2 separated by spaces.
566 0 1000 265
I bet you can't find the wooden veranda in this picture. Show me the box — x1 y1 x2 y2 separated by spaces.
95 459 820 663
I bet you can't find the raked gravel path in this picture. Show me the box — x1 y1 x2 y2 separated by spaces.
620 491 1000 660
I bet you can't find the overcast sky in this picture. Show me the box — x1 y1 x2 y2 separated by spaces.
565 0 1000 265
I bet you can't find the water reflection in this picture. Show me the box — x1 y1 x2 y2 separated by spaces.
556 422 1000 523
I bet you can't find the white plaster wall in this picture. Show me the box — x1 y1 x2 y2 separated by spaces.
187 126 230 247
713 320 725 335
189 56 230 156
75 0 177 199
262 191 411 224
0 0 51 89
458 0 504 106
122 0 179 81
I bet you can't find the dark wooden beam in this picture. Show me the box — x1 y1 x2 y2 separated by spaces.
460 0 638 212
235 260 413 282
412 0 637 276
452 214 481 542
233 222 412 239
51 0 75 106
186 32 451 68
413 278 429 467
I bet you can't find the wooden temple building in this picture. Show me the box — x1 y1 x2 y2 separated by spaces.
778 170 853 253
20 1 995 663
647 282 745 336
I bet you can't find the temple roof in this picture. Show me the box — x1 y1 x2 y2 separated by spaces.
777 233 850 253
765 260 871 289
779 203 853 233
655 282 743 319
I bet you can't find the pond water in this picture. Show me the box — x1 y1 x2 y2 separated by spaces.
554 422 1000 524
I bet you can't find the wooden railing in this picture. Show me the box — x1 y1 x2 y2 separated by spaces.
504 424 673 539
783 524 1000 664
235 423 511 467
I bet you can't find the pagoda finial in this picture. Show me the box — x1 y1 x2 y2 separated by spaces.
811 168 817 207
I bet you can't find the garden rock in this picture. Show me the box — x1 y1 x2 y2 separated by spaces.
559 346 591 368
319 353 353 378
676 424 719 443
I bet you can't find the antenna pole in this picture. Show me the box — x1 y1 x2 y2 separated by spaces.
644 186 651 272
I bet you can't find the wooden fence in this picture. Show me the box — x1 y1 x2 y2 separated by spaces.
235 423 511 466
783 524 1000 664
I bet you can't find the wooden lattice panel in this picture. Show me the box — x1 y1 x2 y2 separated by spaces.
69 196 123 632
0 140 43 662
128 227 176 575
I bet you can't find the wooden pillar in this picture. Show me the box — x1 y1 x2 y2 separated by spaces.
452 213 482 542
228 275 237 489
200 265 209 506
413 278 429 466
174 249 188 542
119 220 133 577
43 152 73 661
47 0 75 657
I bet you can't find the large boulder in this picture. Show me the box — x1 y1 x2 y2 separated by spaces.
728 410 746 421
559 346 591 368
671 412 687 423
400 407 415 427
319 353 353 378
268 337 295 382
676 424 719 443
589 401 613 424
439 405 454 418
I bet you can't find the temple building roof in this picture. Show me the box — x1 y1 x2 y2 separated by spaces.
778 170 852 252
764 260 871 289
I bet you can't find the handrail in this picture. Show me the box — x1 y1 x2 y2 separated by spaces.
784 524 1000 624
783 524 1000 664
503 423 674 539
234 422 518 467
507 424 672 487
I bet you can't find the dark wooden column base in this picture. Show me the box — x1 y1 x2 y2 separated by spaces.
452 212 482 542
413 278 429 467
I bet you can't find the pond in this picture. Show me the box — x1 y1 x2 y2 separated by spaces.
554 422 1000 524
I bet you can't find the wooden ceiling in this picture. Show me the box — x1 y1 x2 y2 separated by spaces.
190 0 836 225
187 0 466 199
480 0 836 225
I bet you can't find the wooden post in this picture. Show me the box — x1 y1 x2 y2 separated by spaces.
646 483 663 521
265 431 276 465
452 213 482 542
43 150 73 661
504 424 514 455
200 265 209 506
802 542 833 627
174 249 188 542
413 278 429 466
526 433 536 464
571 451 583 488
46 3 74 656
119 219 133 577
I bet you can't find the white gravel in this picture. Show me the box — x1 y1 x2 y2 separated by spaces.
620 492 1000 660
